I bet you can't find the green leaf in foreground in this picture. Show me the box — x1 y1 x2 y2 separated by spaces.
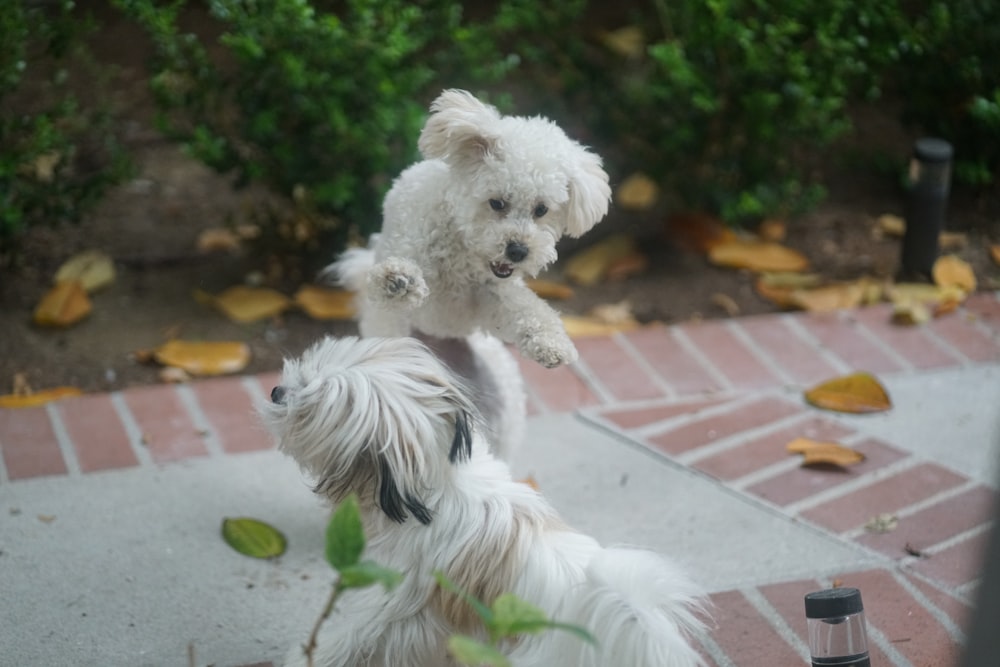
325 494 365 570
490 594 596 645
221 517 287 559
447 634 511 667
337 560 403 591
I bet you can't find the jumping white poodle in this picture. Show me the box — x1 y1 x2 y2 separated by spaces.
332 89 612 369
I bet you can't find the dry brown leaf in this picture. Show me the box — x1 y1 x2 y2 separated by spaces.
588 300 638 326
790 282 866 313
563 234 636 286
293 285 356 320
599 26 645 58
932 254 976 292
709 240 809 273
208 286 291 323
153 340 251 376
787 437 866 467
54 250 116 292
562 315 641 338
864 513 899 534
939 231 968 251
665 212 736 253
876 213 906 237
33 280 92 327
991 244 1000 266
805 372 892 414
758 219 787 242
526 279 575 300
0 386 83 409
605 250 649 281
754 280 798 308
891 300 931 326
616 173 659 211
887 282 967 307
196 228 242 253
710 293 741 317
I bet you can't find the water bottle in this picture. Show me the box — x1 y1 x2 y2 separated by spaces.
805 587 872 666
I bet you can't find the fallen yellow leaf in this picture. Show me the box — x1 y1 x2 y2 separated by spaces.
615 173 659 211
708 240 809 273
599 26 645 58
991 244 1000 266
153 340 251 376
887 282 967 308
710 292 741 317
758 219 787 242
605 250 649 281
876 213 906 237
805 372 892 414
293 284 356 320
526 279 575 301
563 234 636 286
33 280 92 327
939 231 967 251
562 316 638 338
790 282 866 313
666 212 737 253
891 299 931 326
208 286 291 323
754 272 823 308
196 227 242 253
932 254 976 292
787 437 866 467
0 386 83 409
54 250 116 292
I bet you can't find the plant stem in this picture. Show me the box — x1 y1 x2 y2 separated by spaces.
304 582 344 667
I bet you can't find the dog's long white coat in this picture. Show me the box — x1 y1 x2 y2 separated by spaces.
262 337 707 667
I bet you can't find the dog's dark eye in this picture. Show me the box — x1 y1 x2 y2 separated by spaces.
533 204 548 218
489 198 506 212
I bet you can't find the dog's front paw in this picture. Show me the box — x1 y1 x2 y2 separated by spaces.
368 257 428 308
519 331 579 369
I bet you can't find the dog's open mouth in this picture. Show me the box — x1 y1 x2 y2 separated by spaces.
490 261 515 279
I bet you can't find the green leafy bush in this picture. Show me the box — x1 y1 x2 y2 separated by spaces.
114 0 547 269
0 2 129 265
515 0 896 223
889 0 1000 188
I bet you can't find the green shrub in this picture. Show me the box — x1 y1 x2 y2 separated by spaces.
114 0 551 270
536 1 896 223
889 0 1000 188
0 2 129 266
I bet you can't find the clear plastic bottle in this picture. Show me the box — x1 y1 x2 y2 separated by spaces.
804 587 871 666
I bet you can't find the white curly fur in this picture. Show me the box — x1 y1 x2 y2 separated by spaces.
331 89 612 369
260 336 708 667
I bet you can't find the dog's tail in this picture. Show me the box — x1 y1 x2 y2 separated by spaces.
547 548 709 667
319 235 378 291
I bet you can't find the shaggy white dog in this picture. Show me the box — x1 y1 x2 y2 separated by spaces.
261 336 707 667
332 89 612 369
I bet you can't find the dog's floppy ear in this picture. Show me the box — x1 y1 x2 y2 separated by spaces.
449 409 473 464
377 455 433 525
418 89 501 165
564 147 612 238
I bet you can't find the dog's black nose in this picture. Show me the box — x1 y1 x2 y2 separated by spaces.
270 386 287 405
505 241 529 263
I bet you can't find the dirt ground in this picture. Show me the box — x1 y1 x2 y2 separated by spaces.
1 5 998 394
2 126 997 396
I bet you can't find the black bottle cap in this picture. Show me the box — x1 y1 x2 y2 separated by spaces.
805 587 864 619
914 137 953 164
